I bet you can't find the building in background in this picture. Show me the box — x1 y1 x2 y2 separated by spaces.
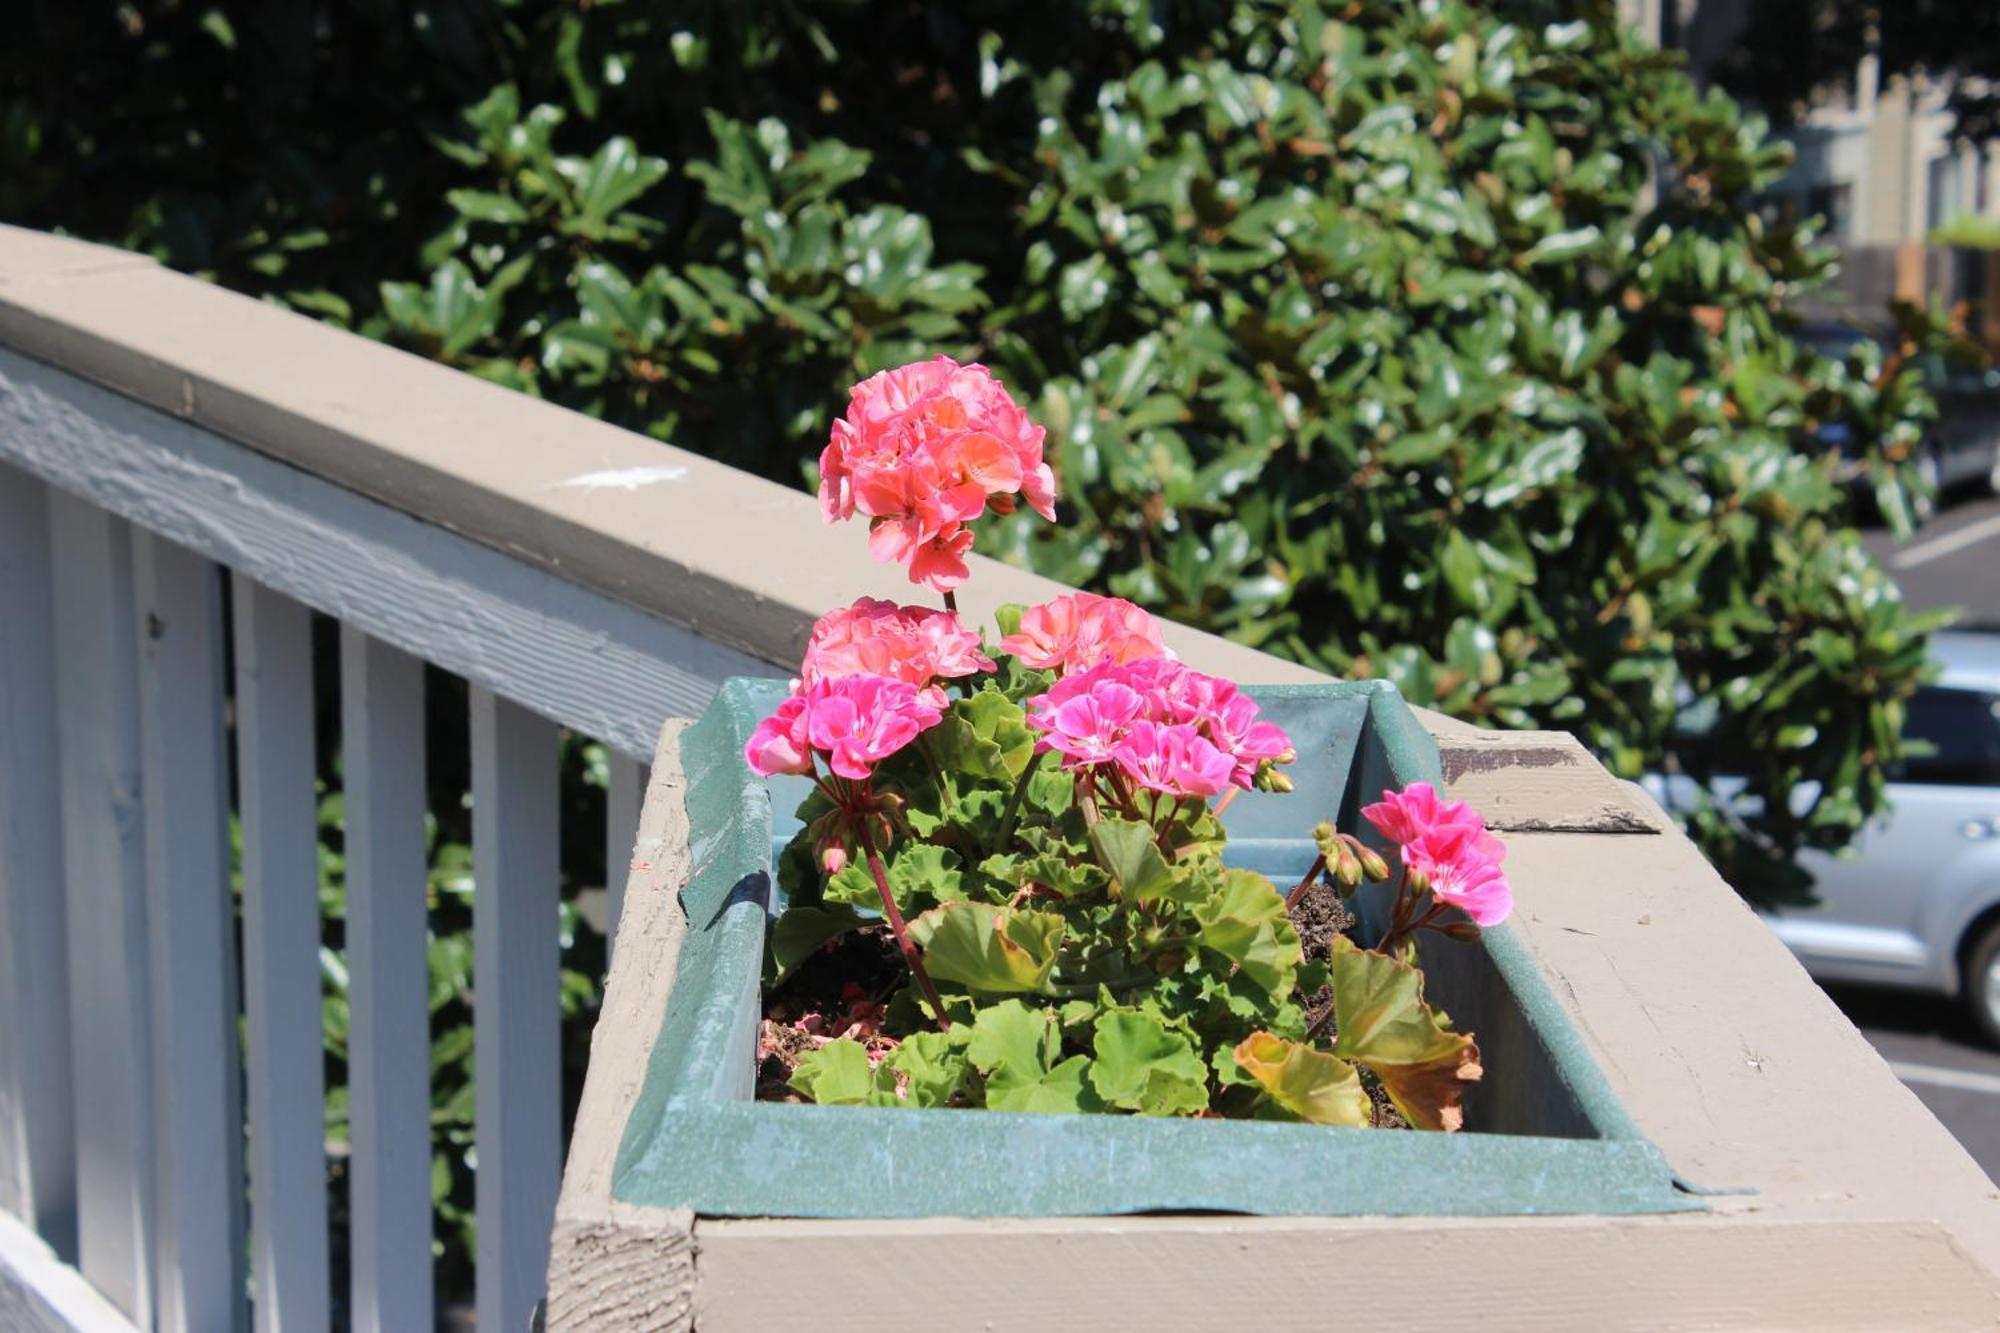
1628 0 1997 245
1624 0 2000 329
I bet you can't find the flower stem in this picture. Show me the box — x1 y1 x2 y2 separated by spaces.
1153 798 1180 862
995 750 1044 852
859 823 950 1032
1077 770 1102 828
1378 867 1429 954
1283 854 1326 911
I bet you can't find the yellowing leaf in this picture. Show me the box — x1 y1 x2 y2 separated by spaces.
1232 1032 1369 1126
1327 937 1482 1131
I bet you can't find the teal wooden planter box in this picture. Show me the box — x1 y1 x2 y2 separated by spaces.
610 678 1698 1219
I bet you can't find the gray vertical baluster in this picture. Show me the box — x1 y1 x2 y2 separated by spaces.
340 627 434 1332
233 575 330 1332
604 750 647 962
0 465 75 1256
134 532 247 1333
470 687 560 1333
48 495 155 1325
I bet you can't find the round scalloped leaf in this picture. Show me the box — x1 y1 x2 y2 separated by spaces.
1088 1009 1210 1116
964 999 1102 1112
907 901 1065 994
1193 868 1303 997
882 1030 970 1108
788 1038 898 1106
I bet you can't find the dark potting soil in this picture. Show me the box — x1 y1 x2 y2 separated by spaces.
1283 879 1407 1128
1288 876 1358 964
1289 876 1355 1039
757 925 905 1099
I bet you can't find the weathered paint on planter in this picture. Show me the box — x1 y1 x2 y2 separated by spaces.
610 677 1699 1219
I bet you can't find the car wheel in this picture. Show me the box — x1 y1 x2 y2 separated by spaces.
1967 919 2000 1048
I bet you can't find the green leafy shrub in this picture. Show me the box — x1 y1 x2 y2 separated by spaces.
3 1 1942 906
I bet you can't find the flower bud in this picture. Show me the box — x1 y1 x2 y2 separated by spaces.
1355 844 1391 881
1259 768 1294 794
1311 821 1341 862
821 844 849 876
1404 863 1430 897
1437 921 1482 943
1333 845 1363 889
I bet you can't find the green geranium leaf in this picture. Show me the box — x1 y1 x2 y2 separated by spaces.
1024 762 1076 816
825 843 964 914
1232 1032 1369 1126
978 847 1105 901
789 1038 897 1106
993 1054 1099 1113
965 999 1102 1113
1193 869 1301 997
1088 1010 1210 1116
927 687 1036 781
1087 817 1180 904
883 1030 970 1108
907 901 1064 994
765 903 869 983
1327 937 1482 1131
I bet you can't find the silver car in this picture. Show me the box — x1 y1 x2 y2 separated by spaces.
1763 631 2000 1042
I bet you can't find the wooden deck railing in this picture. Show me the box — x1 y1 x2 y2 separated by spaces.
0 354 753 1333
6 221 1998 1331
0 223 1340 1331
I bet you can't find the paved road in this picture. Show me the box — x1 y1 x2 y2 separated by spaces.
1839 485 2000 1183
1862 486 2000 623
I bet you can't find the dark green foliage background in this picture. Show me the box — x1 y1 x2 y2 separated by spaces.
6 0 1943 898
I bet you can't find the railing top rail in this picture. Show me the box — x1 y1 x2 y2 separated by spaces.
0 224 1442 724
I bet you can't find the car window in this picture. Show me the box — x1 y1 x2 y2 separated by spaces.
1895 687 2000 786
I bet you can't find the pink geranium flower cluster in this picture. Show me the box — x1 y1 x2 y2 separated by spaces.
1024 654 1294 799
745 599 986 781
1361 782 1512 927
801 597 996 708
744 675 945 781
819 356 1057 591
996 591 1168 673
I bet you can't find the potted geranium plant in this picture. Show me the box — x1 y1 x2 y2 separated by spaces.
744 356 1510 1129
